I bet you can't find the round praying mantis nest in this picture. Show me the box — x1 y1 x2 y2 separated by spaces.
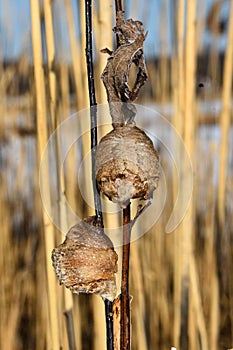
95 125 160 208
51 217 118 301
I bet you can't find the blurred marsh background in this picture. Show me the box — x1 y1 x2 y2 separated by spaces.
0 0 233 349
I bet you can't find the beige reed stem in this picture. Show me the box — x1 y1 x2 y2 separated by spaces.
30 0 60 348
217 1 233 229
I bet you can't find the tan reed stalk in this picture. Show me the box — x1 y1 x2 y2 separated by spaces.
190 253 209 349
172 0 185 346
176 0 185 137
79 1 89 110
188 303 199 350
64 0 88 110
140 228 156 348
43 0 56 127
58 63 70 120
159 1 169 103
93 0 113 103
183 1 209 348
30 0 60 348
203 143 219 349
130 241 147 350
180 0 197 348
184 0 196 158
30 132 49 349
44 1 77 347
207 2 222 101
210 264 219 350
58 61 79 215
159 236 172 344
162 216 174 342
57 63 84 237
150 227 162 348
57 61 82 215
217 0 233 229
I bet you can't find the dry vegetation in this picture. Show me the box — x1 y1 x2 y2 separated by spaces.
0 0 233 349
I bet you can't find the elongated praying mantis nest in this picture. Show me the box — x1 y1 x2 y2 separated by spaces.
95 125 159 208
52 217 118 301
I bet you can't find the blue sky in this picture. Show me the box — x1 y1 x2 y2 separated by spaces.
0 0 228 61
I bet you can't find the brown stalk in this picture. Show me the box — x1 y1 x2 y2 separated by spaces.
30 0 60 348
120 204 131 350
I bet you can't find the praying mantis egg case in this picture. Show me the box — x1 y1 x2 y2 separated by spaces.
95 125 160 208
51 217 118 301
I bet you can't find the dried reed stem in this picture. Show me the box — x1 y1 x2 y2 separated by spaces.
190 253 209 349
64 0 87 110
180 0 196 348
94 0 113 103
217 1 233 229
130 242 147 349
183 1 209 349
43 2 77 348
30 0 60 348
172 1 185 345
43 0 56 126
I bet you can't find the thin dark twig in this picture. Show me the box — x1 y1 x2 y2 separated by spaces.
85 0 102 224
121 204 131 350
115 0 123 47
115 0 123 12
105 299 114 350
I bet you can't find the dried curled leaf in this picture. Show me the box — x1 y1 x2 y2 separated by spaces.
101 12 148 126
95 125 160 208
52 217 118 301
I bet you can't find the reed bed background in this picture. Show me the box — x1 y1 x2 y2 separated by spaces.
0 0 233 349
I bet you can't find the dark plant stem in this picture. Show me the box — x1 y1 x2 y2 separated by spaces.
115 0 123 47
85 0 102 224
105 299 114 350
85 2 114 350
115 0 123 12
120 204 131 350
